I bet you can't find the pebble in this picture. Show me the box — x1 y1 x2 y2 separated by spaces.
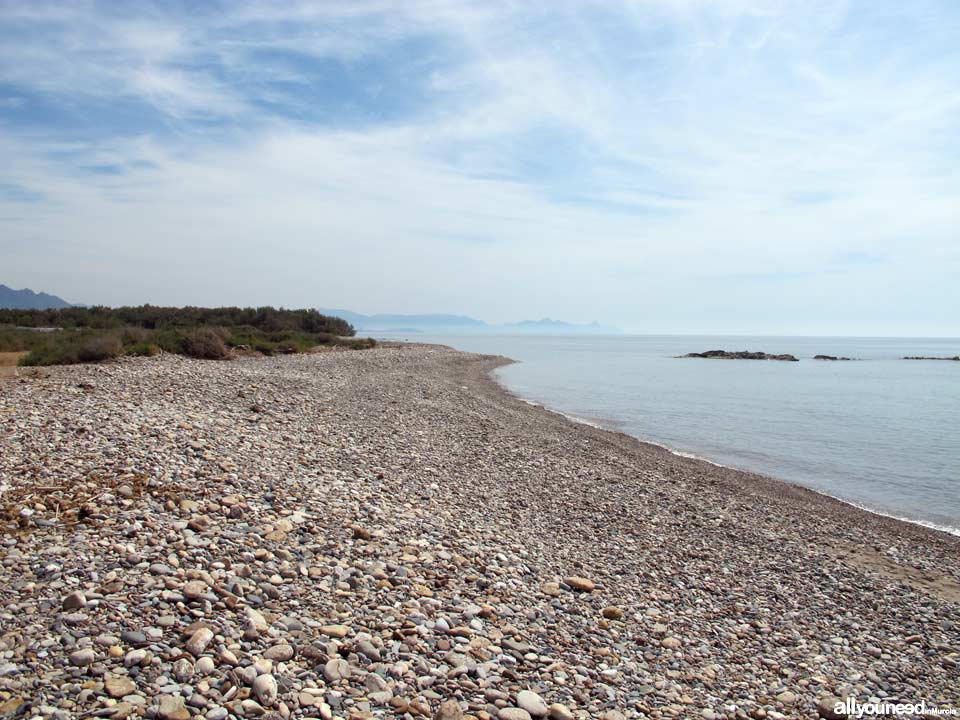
104 675 136 698
435 699 464 720
182 580 207 599
564 576 595 592
319 624 351 638
184 627 214 656
263 643 294 661
62 591 86 610
499 709 533 720
516 691 548 718
252 673 278 706
157 695 190 720
69 648 95 666
323 658 351 683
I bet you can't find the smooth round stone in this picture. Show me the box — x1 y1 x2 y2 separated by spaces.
319 625 350 638
121 631 148 646
324 658 351 683
601 606 624 620
252 674 278 706
104 675 137 698
185 628 214 656
498 709 533 720
564 576 595 592
435 700 463 720
69 648 95 666
62 591 86 610
183 581 207 599
263 643 294 661
516 691 548 718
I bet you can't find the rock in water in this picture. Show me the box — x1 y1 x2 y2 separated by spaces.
681 349 799 362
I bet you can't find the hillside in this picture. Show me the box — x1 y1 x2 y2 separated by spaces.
0 284 72 309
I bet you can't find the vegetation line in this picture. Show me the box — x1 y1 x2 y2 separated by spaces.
0 305 375 366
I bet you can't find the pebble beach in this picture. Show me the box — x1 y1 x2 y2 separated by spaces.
1 344 958 720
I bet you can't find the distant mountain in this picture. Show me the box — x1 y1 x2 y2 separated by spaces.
319 309 488 332
503 318 620 334
0 284 72 309
320 309 620 335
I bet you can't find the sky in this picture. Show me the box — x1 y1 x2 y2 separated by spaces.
0 1 958 335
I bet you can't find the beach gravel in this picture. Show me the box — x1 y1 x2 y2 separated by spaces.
1 345 959 719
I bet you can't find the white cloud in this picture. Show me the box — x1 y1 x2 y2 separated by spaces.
0 0 958 333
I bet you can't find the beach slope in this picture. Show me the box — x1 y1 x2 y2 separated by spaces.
1 345 957 718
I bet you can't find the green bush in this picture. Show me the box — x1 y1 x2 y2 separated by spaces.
120 326 149 345
0 305 355 336
181 327 229 360
0 326 60 352
10 306 376 366
125 342 161 357
19 330 120 366
77 334 123 362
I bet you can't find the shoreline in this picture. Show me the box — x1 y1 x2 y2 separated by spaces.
442 344 960 606
1 345 958 717
474 348 960 541
510 385 960 540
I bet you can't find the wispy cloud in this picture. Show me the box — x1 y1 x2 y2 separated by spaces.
0 0 958 334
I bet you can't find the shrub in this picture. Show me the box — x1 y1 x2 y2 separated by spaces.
77 334 123 362
0 327 61 352
125 342 161 357
120 326 149 345
9 307 375 365
20 330 120 366
181 327 229 359
0 305 355 336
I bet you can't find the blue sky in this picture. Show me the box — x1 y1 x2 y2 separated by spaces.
1 1 958 334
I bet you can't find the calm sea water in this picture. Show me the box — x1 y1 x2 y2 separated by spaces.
381 334 960 534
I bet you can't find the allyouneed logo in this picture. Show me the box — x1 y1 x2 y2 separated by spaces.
834 698 959 717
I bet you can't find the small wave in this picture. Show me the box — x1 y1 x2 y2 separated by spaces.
517 397 606 429
558 412 604 430
656 444 727 468
816 492 960 537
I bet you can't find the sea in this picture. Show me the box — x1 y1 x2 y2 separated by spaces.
377 333 960 535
